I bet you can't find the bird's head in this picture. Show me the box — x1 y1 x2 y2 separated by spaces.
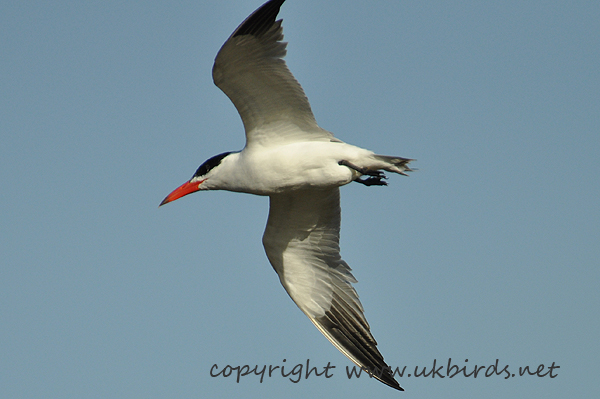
159 151 232 206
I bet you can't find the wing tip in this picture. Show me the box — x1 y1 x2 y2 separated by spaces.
232 0 286 38
312 297 404 391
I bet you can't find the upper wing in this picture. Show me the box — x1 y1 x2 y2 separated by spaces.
262 188 403 391
212 0 334 146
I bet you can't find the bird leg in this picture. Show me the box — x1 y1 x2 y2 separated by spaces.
338 160 388 186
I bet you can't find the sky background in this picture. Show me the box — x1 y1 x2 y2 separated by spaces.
1 0 598 397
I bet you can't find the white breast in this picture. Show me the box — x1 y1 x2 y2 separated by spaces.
205 141 375 195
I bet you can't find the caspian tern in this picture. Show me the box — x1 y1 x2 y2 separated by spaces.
160 0 412 391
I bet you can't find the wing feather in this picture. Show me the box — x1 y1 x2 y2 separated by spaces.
262 188 402 391
212 0 334 146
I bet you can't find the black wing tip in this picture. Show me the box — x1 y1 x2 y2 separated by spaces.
378 369 405 391
358 362 404 391
317 296 404 391
232 0 286 38
358 356 405 392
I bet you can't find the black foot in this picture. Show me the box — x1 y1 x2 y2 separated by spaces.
355 176 388 186
338 160 388 186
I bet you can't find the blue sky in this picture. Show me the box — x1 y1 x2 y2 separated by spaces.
1 0 598 397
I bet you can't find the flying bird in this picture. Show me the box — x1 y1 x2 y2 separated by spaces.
160 0 412 391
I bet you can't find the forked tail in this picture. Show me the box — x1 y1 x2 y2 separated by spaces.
374 155 414 176
339 155 414 186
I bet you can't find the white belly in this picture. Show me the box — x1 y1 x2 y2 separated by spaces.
210 141 374 195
